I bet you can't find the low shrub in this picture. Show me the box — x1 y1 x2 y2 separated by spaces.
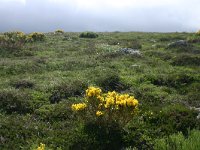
35 101 74 121
54 29 64 34
71 86 139 149
124 40 142 49
49 80 87 104
143 104 199 136
0 89 33 114
79 32 98 38
187 35 200 43
196 30 200 36
0 31 26 50
27 32 45 42
146 73 195 88
11 79 34 89
0 114 49 150
94 69 129 91
172 54 200 66
154 129 200 150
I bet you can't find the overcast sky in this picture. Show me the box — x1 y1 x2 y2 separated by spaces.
0 0 200 32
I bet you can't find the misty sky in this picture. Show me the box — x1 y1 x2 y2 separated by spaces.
0 0 200 32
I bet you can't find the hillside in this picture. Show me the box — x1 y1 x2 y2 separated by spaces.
0 31 200 150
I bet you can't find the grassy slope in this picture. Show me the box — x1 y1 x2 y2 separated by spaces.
0 32 200 149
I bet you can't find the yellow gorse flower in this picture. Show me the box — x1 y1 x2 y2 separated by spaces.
36 143 45 150
96 111 104 117
86 86 102 98
71 103 87 111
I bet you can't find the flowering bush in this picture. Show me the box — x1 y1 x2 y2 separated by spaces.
36 143 45 150
27 32 45 42
196 30 200 36
0 31 26 50
71 86 139 126
55 29 64 34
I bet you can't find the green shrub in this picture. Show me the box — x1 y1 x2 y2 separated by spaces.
123 40 142 49
35 101 74 121
11 79 34 89
94 70 129 91
49 80 87 104
143 104 199 136
27 32 45 42
146 73 195 88
79 32 98 38
0 89 34 114
196 30 200 36
187 35 200 43
154 130 200 150
172 54 200 66
0 31 26 50
0 114 49 150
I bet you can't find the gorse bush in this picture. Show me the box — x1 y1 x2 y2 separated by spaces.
36 143 45 150
27 32 45 42
55 29 64 34
196 30 200 36
71 86 139 127
71 87 139 149
79 32 99 38
0 31 26 50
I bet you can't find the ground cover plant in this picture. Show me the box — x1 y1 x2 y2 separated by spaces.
0 31 200 150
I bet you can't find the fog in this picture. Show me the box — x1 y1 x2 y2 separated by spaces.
0 0 200 32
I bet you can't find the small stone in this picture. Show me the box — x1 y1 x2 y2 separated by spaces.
119 48 141 56
167 40 189 48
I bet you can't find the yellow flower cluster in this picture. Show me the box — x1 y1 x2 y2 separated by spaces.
86 87 102 98
71 103 87 111
71 87 139 120
37 143 45 150
96 111 104 117
104 91 138 109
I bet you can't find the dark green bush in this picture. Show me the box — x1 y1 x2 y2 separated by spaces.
143 104 199 136
146 73 195 88
49 80 87 104
0 89 34 114
79 32 99 38
94 70 129 91
172 54 200 66
34 101 74 121
11 79 34 89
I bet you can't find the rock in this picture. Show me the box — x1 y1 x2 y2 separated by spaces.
119 48 141 56
167 40 189 48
